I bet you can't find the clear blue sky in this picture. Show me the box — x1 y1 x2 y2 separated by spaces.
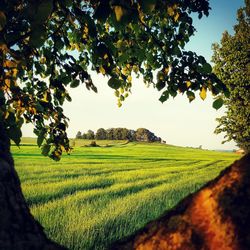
23 0 245 150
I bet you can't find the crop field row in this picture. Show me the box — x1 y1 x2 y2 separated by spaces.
12 140 239 250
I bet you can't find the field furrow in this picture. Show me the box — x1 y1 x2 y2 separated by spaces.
12 140 239 250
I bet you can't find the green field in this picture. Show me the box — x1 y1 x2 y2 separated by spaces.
12 139 239 250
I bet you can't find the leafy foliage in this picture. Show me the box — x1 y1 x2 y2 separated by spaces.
212 0 250 152
0 0 227 160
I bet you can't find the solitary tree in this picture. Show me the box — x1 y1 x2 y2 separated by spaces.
212 0 250 153
0 0 228 249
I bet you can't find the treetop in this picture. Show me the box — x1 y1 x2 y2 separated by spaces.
0 0 227 160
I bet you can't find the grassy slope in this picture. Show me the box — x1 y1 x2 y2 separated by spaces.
12 139 239 250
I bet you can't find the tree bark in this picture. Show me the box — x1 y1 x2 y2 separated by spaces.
112 154 250 250
0 121 67 250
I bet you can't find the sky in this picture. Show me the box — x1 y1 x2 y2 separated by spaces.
22 0 245 150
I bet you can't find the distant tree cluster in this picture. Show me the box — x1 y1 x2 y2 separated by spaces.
76 128 162 142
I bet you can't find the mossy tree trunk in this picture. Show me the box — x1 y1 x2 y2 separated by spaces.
0 121 66 250
113 154 250 250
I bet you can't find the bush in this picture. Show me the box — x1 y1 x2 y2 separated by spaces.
88 141 99 147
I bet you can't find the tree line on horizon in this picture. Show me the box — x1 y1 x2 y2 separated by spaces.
75 128 163 142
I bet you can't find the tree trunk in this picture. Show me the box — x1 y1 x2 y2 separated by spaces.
113 154 250 250
0 121 67 250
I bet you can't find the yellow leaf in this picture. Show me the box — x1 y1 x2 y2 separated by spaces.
54 151 60 157
200 87 207 100
103 53 108 60
167 6 174 16
4 78 11 88
4 60 17 68
132 65 139 73
114 90 120 97
44 114 49 120
115 67 120 74
4 111 9 119
117 101 122 107
105 23 110 32
167 4 178 17
42 92 49 103
127 75 132 83
29 107 37 115
82 25 88 39
40 57 46 64
174 12 180 22
12 68 18 77
138 9 146 24
0 42 7 52
114 6 125 22
116 40 123 49
121 67 128 75
164 67 169 74
99 66 106 75
186 81 191 88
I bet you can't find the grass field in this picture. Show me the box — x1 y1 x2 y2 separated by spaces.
12 138 239 250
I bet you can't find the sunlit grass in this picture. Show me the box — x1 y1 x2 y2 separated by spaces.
12 140 239 250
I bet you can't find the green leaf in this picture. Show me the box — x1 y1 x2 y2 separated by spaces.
29 27 47 48
36 0 53 24
35 102 44 112
120 95 124 101
213 98 224 110
6 112 16 125
108 77 122 89
70 79 80 88
202 63 212 74
141 0 157 13
65 93 72 102
37 130 46 147
173 46 181 56
55 38 64 50
156 81 165 91
224 88 230 98
61 0 71 7
118 53 130 63
42 144 51 156
187 91 195 102
159 90 169 103
93 3 111 21
0 11 6 31
169 88 177 97
16 117 24 128
7 126 22 146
